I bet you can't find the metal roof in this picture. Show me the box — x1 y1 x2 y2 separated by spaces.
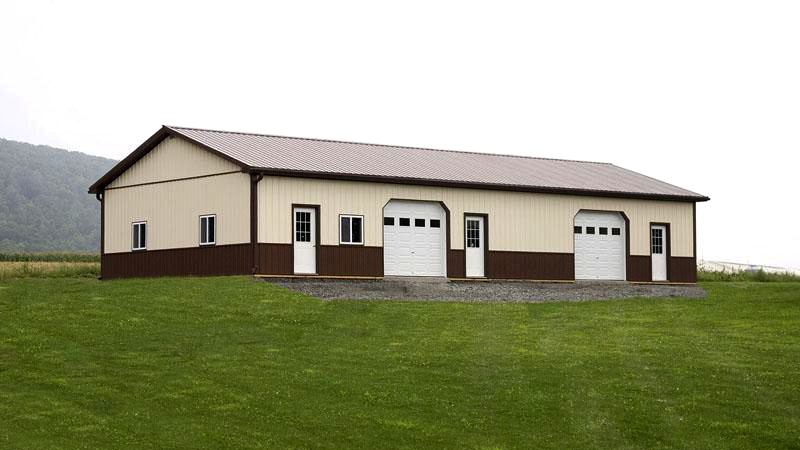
89 125 708 201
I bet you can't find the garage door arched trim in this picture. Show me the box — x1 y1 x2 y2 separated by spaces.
381 198 451 252
382 199 450 277
573 209 630 281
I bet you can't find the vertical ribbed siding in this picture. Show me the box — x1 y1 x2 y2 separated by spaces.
104 173 250 253
487 251 574 280
257 243 293 275
319 245 383 277
107 136 241 189
259 176 695 257
102 244 250 279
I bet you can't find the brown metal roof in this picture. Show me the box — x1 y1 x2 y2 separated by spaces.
89 125 708 201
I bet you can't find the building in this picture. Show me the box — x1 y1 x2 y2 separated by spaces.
88 126 709 282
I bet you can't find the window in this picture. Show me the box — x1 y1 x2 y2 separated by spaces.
384 217 394 226
415 218 425 227
651 228 663 254
132 222 147 250
612 227 621 236
340 215 363 245
200 215 216 245
466 219 481 248
295 211 311 242
399 218 410 226
586 226 595 234
599 227 608 235
574 226 582 234
430 219 441 228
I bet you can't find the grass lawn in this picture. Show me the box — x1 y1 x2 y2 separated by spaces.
1 277 798 449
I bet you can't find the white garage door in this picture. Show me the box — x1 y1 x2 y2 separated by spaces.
383 200 446 277
574 211 626 280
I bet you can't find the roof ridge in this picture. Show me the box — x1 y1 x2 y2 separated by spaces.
165 125 613 166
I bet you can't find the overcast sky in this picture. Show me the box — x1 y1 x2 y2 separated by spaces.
1 1 798 268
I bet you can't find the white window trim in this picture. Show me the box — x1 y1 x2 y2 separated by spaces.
199 214 216 246
132 221 147 251
339 214 364 245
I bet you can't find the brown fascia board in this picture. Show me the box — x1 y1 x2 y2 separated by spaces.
89 126 710 203
87 126 250 194
249 167 711 203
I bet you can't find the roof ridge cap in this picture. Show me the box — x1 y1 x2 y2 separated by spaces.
164 125 612 166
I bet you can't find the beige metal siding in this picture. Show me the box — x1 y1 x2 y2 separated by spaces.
104 173 250 253
107 136 241 189
259 176 694 257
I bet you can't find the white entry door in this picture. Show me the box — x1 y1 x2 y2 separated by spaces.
465 216 485 277
293 207 316 274
383 200 446 277
651 225 667 281
574 211 626 280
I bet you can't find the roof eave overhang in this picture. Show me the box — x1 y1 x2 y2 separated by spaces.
249 167 710 203
88 126 250 194
88 126 709 203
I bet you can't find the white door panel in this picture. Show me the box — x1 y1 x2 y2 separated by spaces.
574 211 626 280
293 207 316 274
383 201 446 277
465 216 485 277
651 225 668 281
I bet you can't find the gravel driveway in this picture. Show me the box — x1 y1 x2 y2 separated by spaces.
263 277 707 303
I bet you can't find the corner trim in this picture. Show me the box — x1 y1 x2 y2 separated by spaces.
250 174 263 273
96 191 104 279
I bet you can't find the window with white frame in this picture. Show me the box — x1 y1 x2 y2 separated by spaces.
340 215 363 245
651 227 663 254
132 222 147 250
466 219 481 248
295 211 312 242
200 215 216 245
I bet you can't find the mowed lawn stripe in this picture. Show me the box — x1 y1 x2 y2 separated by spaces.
0 278 798 449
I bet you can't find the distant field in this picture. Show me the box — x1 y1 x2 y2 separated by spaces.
1 277 798 449
0 253 100 280
0 261 99 280
0 252 99 262
698 269 800 282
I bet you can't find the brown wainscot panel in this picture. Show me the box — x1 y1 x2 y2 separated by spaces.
486 251 574 280
319 245 383 277
102 243 251 279
257 243 293 275
627 255 651 282
447 250 465 278
669 257 697 283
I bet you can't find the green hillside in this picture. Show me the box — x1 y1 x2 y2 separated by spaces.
0 138 116 253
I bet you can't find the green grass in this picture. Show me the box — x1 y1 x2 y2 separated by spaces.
698 269 800 282
1 277 798 449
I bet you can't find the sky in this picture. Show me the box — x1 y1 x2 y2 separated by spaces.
1 1 798 268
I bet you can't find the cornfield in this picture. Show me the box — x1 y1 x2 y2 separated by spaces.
0 261 100 279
